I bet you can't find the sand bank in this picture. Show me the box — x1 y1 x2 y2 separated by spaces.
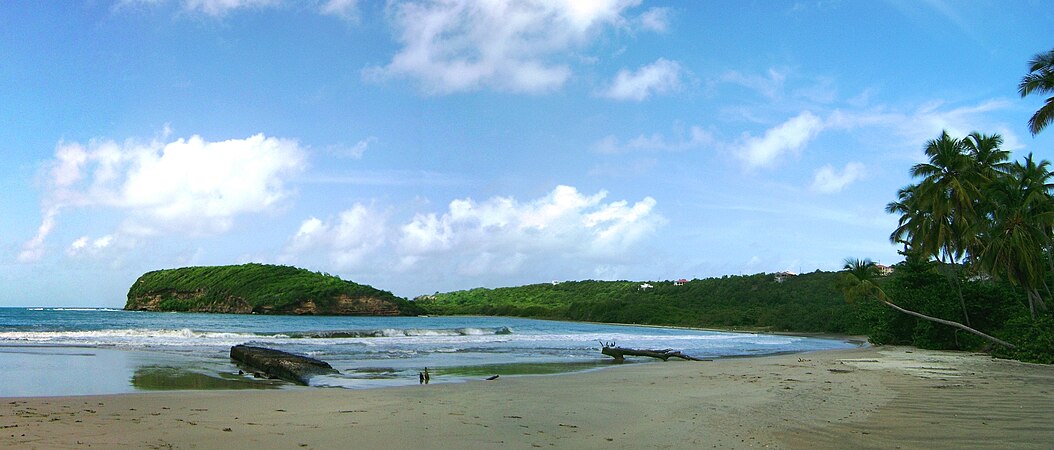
2 346 1052 449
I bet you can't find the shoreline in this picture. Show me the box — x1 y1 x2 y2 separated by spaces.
3 345 1052 448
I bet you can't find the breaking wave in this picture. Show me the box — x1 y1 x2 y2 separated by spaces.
281 326 513 339
0 326 514 347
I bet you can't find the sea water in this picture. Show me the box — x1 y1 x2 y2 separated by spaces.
0 308 859 396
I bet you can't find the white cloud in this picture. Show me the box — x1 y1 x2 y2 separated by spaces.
637 7 671 33
601 58 683 101
281 185 663 277
19 133 305 262
594 125 712 154
395 185 663 273
284 204 389 268
66 235 115 257
737 111 824 169
810 162 866 193
366 0 640 94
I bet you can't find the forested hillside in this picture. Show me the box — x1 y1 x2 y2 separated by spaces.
126 263 421 316
417 271 874 334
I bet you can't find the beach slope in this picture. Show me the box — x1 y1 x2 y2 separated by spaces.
2 346 1052 449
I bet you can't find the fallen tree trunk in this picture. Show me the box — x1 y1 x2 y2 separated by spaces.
600 341 707 362
230 345 339 385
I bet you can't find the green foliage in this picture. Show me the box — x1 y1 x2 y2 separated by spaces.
844 251 1054 363
994 315 1054 363
417 273 873 334
1019 48 1054 135
126 263 420 315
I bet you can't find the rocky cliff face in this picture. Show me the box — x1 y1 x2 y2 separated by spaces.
127 291 254 314
287 295 401 315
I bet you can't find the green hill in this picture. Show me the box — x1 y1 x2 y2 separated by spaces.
415 271 873 334
125 263 421 316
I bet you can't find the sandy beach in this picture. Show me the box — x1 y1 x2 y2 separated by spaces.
2 345 1052 449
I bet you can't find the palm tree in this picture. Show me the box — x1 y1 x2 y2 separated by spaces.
1019 48 1054 135
960 132 1012 260
976 154 1054 318
839 258 1014 348
886 184 926 252
909 132 982 325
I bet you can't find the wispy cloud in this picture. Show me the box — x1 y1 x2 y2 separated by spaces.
601 58 684 101
736 111 825 169
319 0 359 20
593 125 713 154
637 7 672 33
720 68 787 100
331 136 377 159
117 0 360 18
364 0 640 94
810 162 866 193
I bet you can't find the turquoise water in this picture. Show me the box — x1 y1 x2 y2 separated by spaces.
0 308 858 396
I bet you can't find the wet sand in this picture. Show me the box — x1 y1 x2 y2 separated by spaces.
2 345 1052 449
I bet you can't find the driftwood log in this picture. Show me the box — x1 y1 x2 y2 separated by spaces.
230 344 339 385
600 341 707 362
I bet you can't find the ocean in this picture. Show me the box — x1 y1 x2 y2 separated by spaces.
0 308 859 397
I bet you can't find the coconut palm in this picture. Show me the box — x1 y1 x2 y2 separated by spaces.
839 258 1014 348
976 154 1054 318
959 132 1012 261
962 132 1011 183
1019 48 1054 135
910 132 979 264
886 184 924 251
908 132 985 325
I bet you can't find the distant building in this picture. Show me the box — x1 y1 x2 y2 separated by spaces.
639 283 654 290
774 271 797 283
674 279 689 286
551 280 561 286
876 264 894 276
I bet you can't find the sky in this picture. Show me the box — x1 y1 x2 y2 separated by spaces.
2 1 1052 307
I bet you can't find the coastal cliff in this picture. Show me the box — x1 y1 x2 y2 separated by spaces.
125 263 419 316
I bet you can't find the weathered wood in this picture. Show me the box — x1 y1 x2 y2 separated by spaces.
230 345 339 385
600 341 707 362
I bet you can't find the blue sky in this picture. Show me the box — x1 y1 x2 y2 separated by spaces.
2 1 1052 306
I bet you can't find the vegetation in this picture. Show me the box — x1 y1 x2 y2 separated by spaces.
1020 47 1054 136
126 263 421 315
841 61 1054 361
417 272 875 334
839 257 1014 348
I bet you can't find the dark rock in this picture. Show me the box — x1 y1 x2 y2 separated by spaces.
230 345 339 385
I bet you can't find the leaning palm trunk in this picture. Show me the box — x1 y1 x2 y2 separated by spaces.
875 292 1015 349
841 258 1016 350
